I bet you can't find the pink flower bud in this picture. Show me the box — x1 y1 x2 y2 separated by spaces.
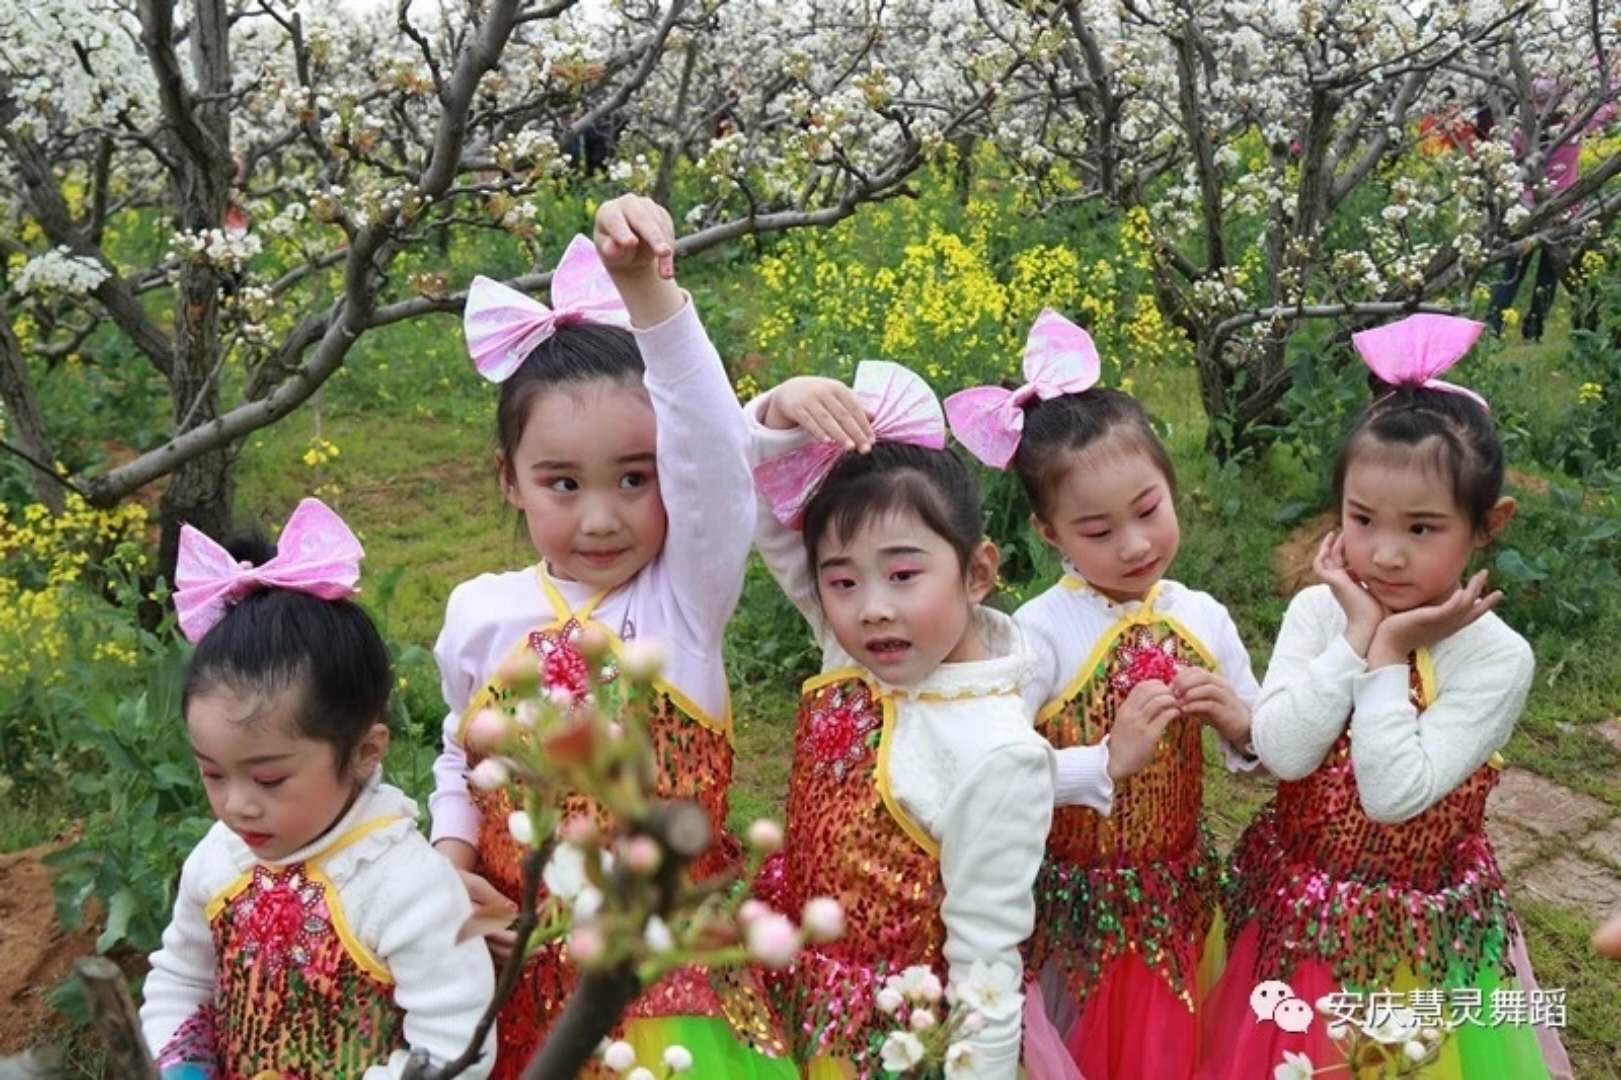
909 1007 936 1031
547 686 576 711
621 835 662 875
744 912 799 968
801 897 845 943
875 987 904 1014
493 651 542 694
747 819 784 853
469 758 510 790
569 924 606 966
738 899 771 926
560 815 599 847
466 708 513 753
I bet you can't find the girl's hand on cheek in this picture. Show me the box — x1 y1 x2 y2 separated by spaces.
1107 679 1180 781
1368 569 1501 668
1313 530 1386 655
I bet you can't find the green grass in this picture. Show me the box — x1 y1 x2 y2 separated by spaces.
0 789 75 853
1514 900 1621 1079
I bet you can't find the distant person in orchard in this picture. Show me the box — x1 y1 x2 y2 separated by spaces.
1486 74 1618 341
744 361 1055 1078
1198 315 1572 1080
947 312 1261 1080
429 197 791 1077
141 498 495 1078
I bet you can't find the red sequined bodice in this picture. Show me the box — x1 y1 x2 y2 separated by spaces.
461 616 756 1079
1225 656 1514 988
1037 622 1208 864
755 674 947 1073
1028 619 1220 1009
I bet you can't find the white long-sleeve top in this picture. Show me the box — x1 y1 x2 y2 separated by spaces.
1249 583 1534 823
430 295 754 846
141 772 495 1078
744 391 1055 1080
1015 572 1262 813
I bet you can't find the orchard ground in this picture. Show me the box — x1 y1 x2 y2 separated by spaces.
2 262 1620 1076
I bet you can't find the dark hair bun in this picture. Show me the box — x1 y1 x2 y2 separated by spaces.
222 528 276 567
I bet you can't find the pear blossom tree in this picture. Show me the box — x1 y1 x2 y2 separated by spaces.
994 0 1621 452
0 0 1020 577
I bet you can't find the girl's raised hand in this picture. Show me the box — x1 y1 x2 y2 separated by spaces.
1368 569 1502 669
594 194 677 279
763 376 875 452
1313 530 1386 654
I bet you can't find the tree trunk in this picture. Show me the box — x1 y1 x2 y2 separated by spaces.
951 132 976 205
1196 332 1290 459
0 304 64 513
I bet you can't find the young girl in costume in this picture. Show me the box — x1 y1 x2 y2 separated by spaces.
745 362 1056 1079
1199 314 1572 1079
946 310 1260 1080
141 497 495 1078
429 197 787 1078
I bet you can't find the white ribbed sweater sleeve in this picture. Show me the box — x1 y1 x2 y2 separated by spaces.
141 843 218 1056
356 836 496 1078
637 295 756 645
741 389 827 637
1348 616 1533 823
1249 584 1369 780
936 741 1055 1079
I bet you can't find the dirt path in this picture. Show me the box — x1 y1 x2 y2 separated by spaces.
0 845 97 1053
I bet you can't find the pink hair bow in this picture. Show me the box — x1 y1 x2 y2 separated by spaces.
1351 313 1489 412
754 360 946 528
174 497 364 643
943 308 1101 469
463 234 632 383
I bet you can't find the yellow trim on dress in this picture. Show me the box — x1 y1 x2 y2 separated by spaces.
461 565 731 743
875 693 942 860
802 667 941 859
306 862 393 984
204 815 406 984
1037 582 1216 723
1414 646 1438 706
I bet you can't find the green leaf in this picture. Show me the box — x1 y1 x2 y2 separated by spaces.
97 887 137 953
1580 518 1621 543
1494 548 1547 583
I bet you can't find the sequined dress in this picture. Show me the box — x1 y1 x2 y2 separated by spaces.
141 775 496 1079
1200 650 1562 1079
457 567 788 1080
1023 579 1239 1080
755 673 948 1075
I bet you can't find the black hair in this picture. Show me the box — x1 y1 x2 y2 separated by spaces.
1007 387 1177 519
181 529 393 771
496 321 646 484
801 441 984 586
1333 382 1504 532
